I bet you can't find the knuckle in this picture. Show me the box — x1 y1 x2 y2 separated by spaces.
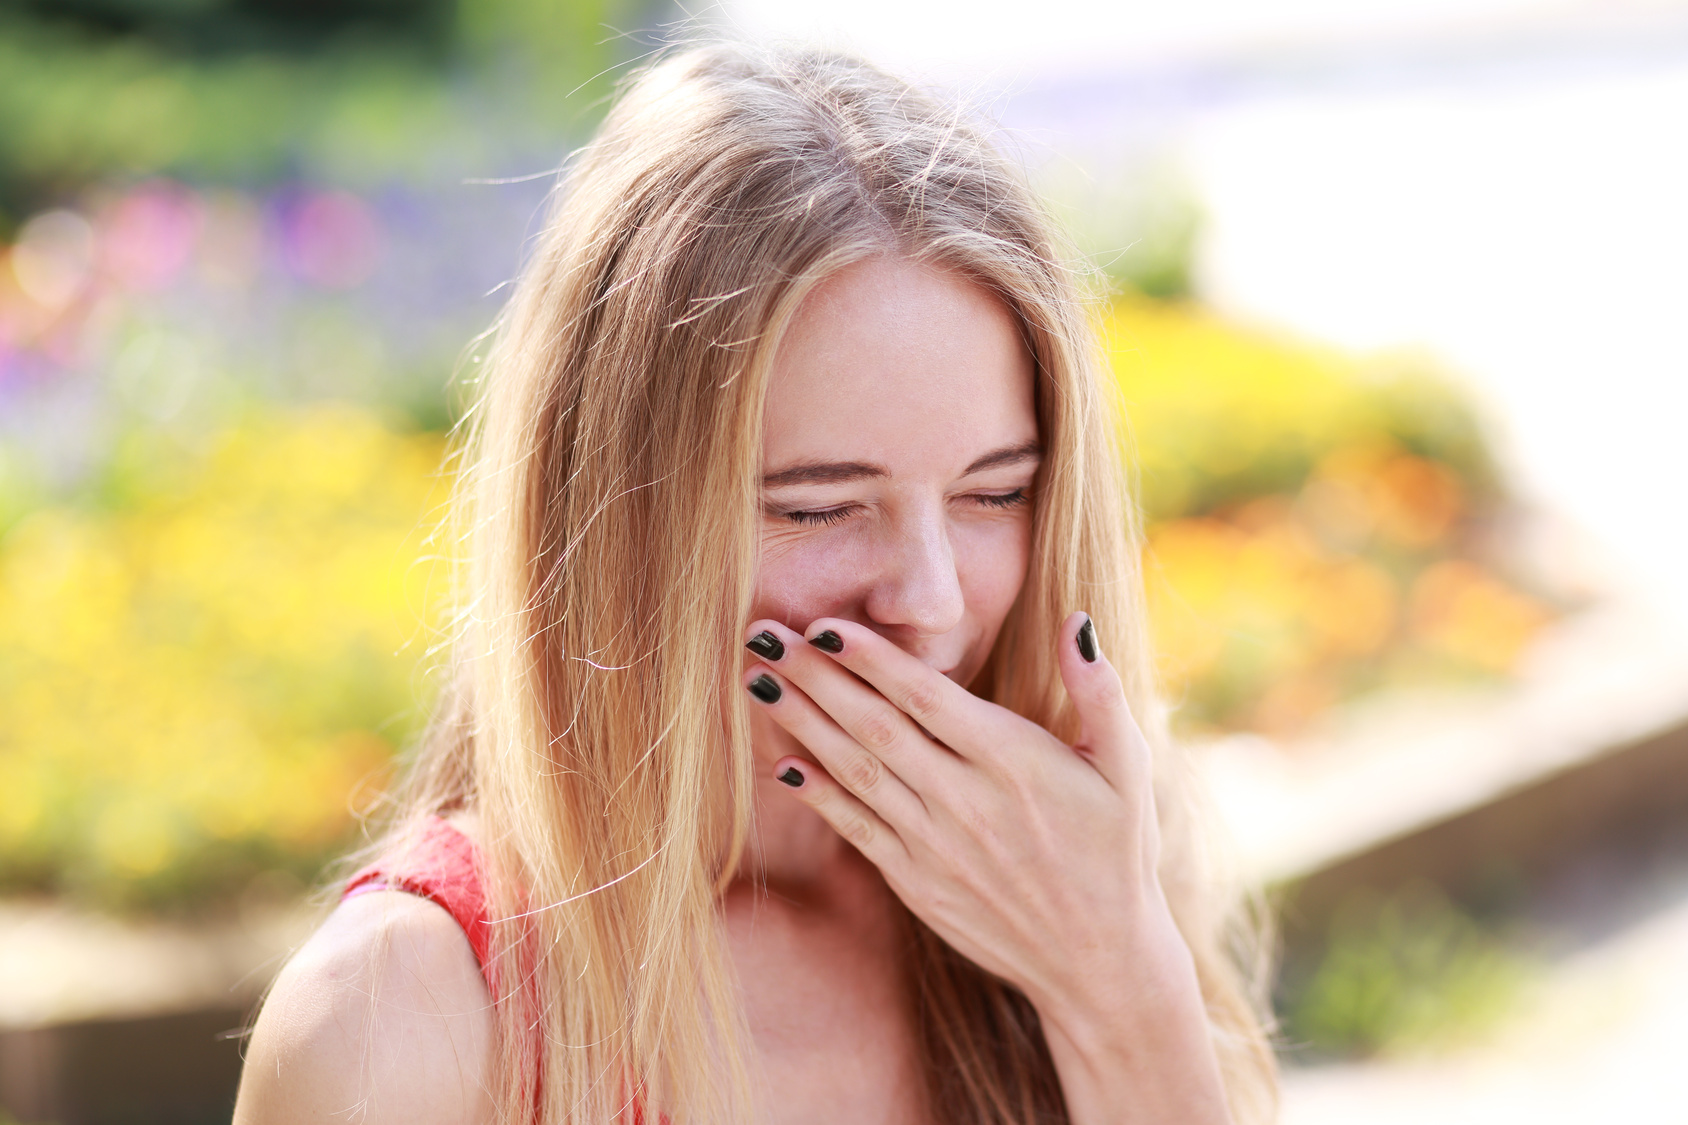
833 806 877 849
838 750 886 795
1092 675 1130 714
900 680 943 723
856 707 901 752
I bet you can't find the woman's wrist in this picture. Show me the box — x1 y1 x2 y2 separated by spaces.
1032 913 1233 1125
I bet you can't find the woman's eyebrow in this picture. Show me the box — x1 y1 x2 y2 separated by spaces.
760 442 1042 489
962 441 1043 476
761 460 887 488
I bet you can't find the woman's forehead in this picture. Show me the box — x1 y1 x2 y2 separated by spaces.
761 258 1037 475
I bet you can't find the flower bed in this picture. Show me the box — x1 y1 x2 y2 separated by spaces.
0 407 446 909
1109 299 1550 736
0 253 1551 910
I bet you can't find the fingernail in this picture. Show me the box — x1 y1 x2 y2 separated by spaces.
745 631 784 661
1077 615 1099 663
748 674 781 704
808 630 843 653
777 766 804 788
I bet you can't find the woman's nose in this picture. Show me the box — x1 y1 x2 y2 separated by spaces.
863 510 966 637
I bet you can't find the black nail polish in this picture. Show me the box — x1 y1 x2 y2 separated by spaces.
745 631 784 661
808 630 843 653
1077 616 1099 663
748 674 781 704
777 766 804 788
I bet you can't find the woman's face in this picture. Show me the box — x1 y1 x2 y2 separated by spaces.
749 257 1040 769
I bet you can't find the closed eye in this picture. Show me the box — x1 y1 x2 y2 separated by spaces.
779 505 857 526
973 488 1028 509
773 489 1026 526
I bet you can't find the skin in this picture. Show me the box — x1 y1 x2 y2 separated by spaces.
232 257 1232 1124
234 887 496 1125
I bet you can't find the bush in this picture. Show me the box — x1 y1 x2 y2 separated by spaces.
1112 298 1551 734
0 271 1554 910
0 405 448 909
1281 882 1532 1058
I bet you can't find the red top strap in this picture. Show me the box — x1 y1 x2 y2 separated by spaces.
341 816 661 1124
343 816 498 997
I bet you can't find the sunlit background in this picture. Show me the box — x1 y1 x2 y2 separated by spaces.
1 1 1685 1122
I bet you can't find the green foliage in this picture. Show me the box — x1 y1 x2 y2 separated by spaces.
0 20 441 205
1109 189 1200 300
0 0 457 59
1281 882 1533 1058
0 441 45 540
457 0 631 76
1108 300 1499 525
0 0 643 216
1041 159 1203 301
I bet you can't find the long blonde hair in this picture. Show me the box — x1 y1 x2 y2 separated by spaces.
391 41 1277 1125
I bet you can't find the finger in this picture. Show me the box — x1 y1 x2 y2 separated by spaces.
798 618 991 759
742 664 930 828
747 619 955 793
1057 611 1151 793
766 755 908 866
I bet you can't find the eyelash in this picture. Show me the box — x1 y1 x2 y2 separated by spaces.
976 488 1028 510
779 488 1028 526
783 506 855 527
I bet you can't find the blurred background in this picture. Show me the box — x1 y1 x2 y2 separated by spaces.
1 1 1685 1122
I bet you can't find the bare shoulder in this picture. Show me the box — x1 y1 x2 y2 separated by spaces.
233 890 496 1125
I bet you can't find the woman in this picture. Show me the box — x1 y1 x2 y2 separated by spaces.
234 42 1277 1125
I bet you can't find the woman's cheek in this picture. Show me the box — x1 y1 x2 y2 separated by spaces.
958 516 1032 621
752 527 872 623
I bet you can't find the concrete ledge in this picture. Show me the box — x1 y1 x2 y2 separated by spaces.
1279 713 1688 943
0 901 316 1030
1200 601 1688 888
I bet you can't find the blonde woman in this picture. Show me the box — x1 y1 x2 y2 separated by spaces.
234 42 1278 1125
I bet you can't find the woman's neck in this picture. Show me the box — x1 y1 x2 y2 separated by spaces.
721 779 929 1125
739 772 866 895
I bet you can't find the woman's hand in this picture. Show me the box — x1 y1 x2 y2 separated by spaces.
742 612 1233 1125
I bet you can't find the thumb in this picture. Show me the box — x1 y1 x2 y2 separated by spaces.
1056 610 1150 793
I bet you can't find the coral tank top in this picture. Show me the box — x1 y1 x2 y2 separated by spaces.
343 816 499 996
341 816 657 1124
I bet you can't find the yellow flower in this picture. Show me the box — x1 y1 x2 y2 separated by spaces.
1410 560 1548 673
0 404 449 906
1111 298 1545 734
